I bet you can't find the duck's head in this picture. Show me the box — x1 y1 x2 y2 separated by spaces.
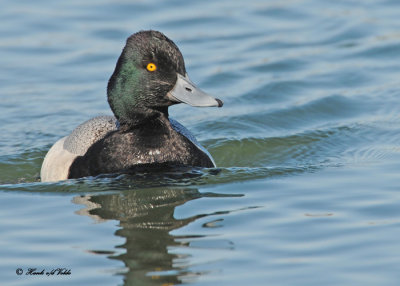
107 30 223 126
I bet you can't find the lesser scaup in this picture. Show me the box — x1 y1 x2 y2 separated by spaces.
41 30 223 182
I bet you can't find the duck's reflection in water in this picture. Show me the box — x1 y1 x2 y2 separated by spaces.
73 187 217 285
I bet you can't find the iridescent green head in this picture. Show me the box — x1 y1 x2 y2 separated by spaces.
107 30 222 127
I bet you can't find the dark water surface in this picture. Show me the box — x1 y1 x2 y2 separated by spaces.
1 0 400 285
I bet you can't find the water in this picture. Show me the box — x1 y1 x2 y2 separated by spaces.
1 0 400 285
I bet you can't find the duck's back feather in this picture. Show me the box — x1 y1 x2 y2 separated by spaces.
41 115 214 182
41 116 118 182
64 115 118 155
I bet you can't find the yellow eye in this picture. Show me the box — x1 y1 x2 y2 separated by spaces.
146 62 157 72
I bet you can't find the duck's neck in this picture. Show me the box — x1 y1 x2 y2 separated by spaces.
118 106 170 132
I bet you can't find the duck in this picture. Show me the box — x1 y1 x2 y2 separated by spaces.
40 30 223 182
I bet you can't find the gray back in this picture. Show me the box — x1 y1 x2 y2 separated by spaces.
63 115 215 166
64 115 119 155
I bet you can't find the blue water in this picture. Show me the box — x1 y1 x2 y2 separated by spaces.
2 0 400 285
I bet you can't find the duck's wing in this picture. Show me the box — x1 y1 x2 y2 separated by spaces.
41 115 119 182
63 115 119 155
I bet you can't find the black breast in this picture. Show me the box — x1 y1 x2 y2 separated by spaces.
68 124 214 179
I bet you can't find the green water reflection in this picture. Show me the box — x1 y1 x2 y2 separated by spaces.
74 187 240 285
